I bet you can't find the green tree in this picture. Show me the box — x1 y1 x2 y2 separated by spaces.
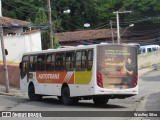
122 0 160 23
94 0 116 20
52 0 98 31
34 8 48 26
2 0 46 22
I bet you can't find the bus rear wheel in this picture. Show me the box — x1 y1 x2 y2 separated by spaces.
93 96 109 105
28 85 42 101
61 87 79 105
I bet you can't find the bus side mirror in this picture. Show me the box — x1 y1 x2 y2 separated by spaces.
19 62 22 69
5 49 8 55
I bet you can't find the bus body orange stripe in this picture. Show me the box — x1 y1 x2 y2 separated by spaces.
36 72 74 84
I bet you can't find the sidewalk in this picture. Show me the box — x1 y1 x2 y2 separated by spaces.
0 85 26 97
0 67 154 97
138 67 154 77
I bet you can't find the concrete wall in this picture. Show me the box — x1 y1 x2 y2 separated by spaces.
0 31 42 63
0 64 20 88
138 50 160 69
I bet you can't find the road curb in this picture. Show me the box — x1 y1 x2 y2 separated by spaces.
0 92 14 96
138 68 154 77
0 92 27 97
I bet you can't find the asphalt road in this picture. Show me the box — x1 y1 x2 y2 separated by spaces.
0 70 160 120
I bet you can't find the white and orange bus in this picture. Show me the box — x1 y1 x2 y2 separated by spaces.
19 44 138 105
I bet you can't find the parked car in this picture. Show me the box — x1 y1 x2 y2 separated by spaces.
139 45 160 54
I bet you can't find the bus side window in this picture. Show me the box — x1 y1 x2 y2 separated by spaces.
81 51 87 69
37 54 46 71
46 54 55 71
51 54 55 71
87 50 93 70
76 51 81 69
55 53 65 71
46 54 52 71
76 51 87 70
29 55 37 71
66 52 75 70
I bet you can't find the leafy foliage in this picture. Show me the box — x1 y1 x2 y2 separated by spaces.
2 0 160 29
2 0 160 49
34 8 48 26
122 0 160 23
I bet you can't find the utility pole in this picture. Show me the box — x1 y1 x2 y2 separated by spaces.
47 0 54 48
0 23 10 93
110 20 114 44
113 11 132 44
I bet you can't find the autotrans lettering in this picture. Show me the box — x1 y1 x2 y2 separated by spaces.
38 74 60 79
36 72 75 84
36 72 63 83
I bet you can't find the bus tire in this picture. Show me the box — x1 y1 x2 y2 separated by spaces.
61 87 73 105
93 96 109 105
28 85 42 101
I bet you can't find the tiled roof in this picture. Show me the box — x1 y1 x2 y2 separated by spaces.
56 29 116 42
0 16 31 26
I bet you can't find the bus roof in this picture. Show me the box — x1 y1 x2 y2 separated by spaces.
23 44 97 55
22 44 136 55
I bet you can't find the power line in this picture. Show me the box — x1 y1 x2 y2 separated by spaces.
61 19 82 29
113 11 132 44
94 23 110 29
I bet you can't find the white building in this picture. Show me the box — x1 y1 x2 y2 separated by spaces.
0 30 42 63
0 2 42 63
